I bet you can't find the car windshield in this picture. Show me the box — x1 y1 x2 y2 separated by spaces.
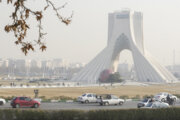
142 98 148 102
111 95 118 99
82 94 86 97
146 102 153 107
12 97 17 101
25 97 31 101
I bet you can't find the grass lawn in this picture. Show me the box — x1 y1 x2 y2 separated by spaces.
0 83 179 99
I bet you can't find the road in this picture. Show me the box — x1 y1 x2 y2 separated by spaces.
0 101 180 110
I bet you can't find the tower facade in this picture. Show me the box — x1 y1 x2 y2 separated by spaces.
72 10 177 84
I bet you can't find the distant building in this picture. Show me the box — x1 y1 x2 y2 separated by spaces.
117 63 131 79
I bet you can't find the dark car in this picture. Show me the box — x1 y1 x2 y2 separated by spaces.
11 97 40 108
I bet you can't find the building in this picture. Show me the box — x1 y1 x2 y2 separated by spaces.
71 9 177 84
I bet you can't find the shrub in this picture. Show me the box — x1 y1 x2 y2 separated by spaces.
131 95 141 100
143 94 154 99
59 96 74 101
49 96 75 102
42 99 51 102
38 96 51 102
119 95 129 99
0 108 180 120
39 96 46 100
173 94 180 98
0 96 16 101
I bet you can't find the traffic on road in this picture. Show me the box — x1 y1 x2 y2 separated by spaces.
0 101 180 110
0 92 179 110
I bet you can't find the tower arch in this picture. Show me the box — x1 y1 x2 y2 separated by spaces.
71 10 177 84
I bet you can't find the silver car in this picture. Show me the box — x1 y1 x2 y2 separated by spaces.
97 94 124 106
77 93 97 103
137 98 152 108
154 92 178 102
142 101 169 108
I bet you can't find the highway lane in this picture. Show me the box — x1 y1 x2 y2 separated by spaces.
40 101 139 110
0 101 180 110
0 101 139 110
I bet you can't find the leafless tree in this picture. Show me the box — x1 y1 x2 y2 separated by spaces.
1 0 73 55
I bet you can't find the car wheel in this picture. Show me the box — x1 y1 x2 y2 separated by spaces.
99 103 103 106
0 101 3 105
105 102 109 106
34 103 39 108
119 101 123 105
15 104 20 108
85 100 89 104
161 98 165 102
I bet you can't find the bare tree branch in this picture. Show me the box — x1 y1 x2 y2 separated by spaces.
2 0 73 55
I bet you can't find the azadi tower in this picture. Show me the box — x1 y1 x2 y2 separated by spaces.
72 10 177 84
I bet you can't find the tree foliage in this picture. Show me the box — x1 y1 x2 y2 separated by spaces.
106 72 123 83
99 72 123 83
1 0 72 55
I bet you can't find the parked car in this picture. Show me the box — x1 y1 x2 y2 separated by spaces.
137 97 153 108
77 93 97 103
154 92 178 102
97 94 124 106
141 101 169 108
0 98 6 105
11 97 40 108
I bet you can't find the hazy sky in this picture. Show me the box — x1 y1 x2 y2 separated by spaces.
0 0 180 66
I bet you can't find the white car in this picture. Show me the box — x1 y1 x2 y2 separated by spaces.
77 93 97 103
97 94 124 106
142 101 169 108
154 92 178 102
0 98 6 105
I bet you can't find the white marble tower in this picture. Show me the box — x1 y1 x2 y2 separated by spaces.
72 10 177 84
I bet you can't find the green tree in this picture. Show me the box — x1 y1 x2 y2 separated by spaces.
107 72 123 85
